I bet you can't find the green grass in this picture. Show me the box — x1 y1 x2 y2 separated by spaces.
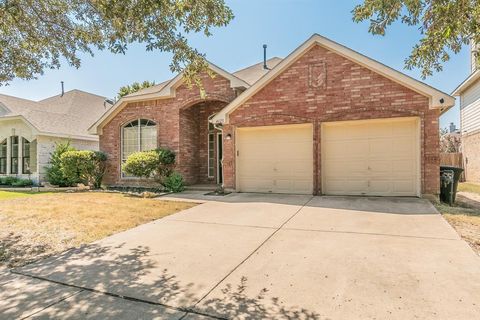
0 191 44 200
458 182 480 195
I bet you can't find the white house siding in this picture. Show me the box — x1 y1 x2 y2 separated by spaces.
36 136 99 183
460 80 480 182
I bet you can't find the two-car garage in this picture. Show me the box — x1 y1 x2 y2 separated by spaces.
235 117 420 196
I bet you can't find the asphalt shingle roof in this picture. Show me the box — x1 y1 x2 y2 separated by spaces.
0 90 110 138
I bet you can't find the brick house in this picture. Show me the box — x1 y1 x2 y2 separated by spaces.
90 34 455 196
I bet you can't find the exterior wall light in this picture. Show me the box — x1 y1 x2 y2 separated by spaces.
225 133 232 140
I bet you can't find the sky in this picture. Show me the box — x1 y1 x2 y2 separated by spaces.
0 0 470 129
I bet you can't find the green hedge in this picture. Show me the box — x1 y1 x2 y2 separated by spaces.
0 177 34 187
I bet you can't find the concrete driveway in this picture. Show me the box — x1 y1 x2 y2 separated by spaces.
3 193 480 319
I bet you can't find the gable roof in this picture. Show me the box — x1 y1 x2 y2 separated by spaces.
89 61 252 134
452 69 480 96
213 34 455 124
0 90 111 140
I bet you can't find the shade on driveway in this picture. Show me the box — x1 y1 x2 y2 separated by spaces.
4 193 480 319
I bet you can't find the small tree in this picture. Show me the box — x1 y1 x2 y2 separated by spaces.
440 128 461 153
46 141 76 187
60 150 107 188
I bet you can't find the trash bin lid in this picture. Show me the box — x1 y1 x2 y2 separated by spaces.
440 165 464 173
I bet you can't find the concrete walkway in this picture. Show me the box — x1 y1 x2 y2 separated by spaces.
2 193 480 319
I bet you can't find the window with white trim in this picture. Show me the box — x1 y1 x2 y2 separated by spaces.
10 136 18 174
121 119 157 177
0 139 6 174
22 138 31 174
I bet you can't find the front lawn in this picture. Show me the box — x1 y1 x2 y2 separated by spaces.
458 182 480 195
433 183 480 255
0 190 46 200
0 192 196 267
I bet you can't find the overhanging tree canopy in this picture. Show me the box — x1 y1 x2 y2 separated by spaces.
0 0 233 85
352 0 480 78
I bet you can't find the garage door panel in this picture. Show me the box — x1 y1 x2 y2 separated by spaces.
368 122 393 136
323 118 419 196
237 124 313 194
275 161 312 175
391 159 416 174
369 160 392 174
369 139 393 156
324 160 369 177
324 179 369 194
324 124 369 141
393 180 417 194
324 141 368 160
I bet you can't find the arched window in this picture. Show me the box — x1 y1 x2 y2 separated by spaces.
0 139 6 174
122 119 157 172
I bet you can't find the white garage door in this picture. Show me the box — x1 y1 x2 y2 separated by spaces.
236 124 313 194
322 117 419 196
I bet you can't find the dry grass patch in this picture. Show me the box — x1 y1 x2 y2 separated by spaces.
0 192 196 267
433 200 480 255
458 182 480 195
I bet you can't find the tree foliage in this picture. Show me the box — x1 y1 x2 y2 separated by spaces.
0 0 233 85
117 81 156 98
440 128 461 153
352 0 480 78
46 141 76 187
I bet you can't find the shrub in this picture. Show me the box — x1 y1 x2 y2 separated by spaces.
122 148 177 186
46 141 76 186
163 172 185 193
60 150 107 188
1 176 18 186
122 150 159 179
0 177 33 187
11 178 34 187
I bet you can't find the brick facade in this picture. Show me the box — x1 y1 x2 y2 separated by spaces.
463 131 480 183
99 72 235 186
100 43 441 196
222 44 439 195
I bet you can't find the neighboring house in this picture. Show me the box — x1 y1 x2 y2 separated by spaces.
452 42 480 183
0 90 111 184
90 34 455 197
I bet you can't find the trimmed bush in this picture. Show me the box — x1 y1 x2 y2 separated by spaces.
46 142 76 186
60 150 107 188
121 150 159 179
121 148 178 189
163 172 185 193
